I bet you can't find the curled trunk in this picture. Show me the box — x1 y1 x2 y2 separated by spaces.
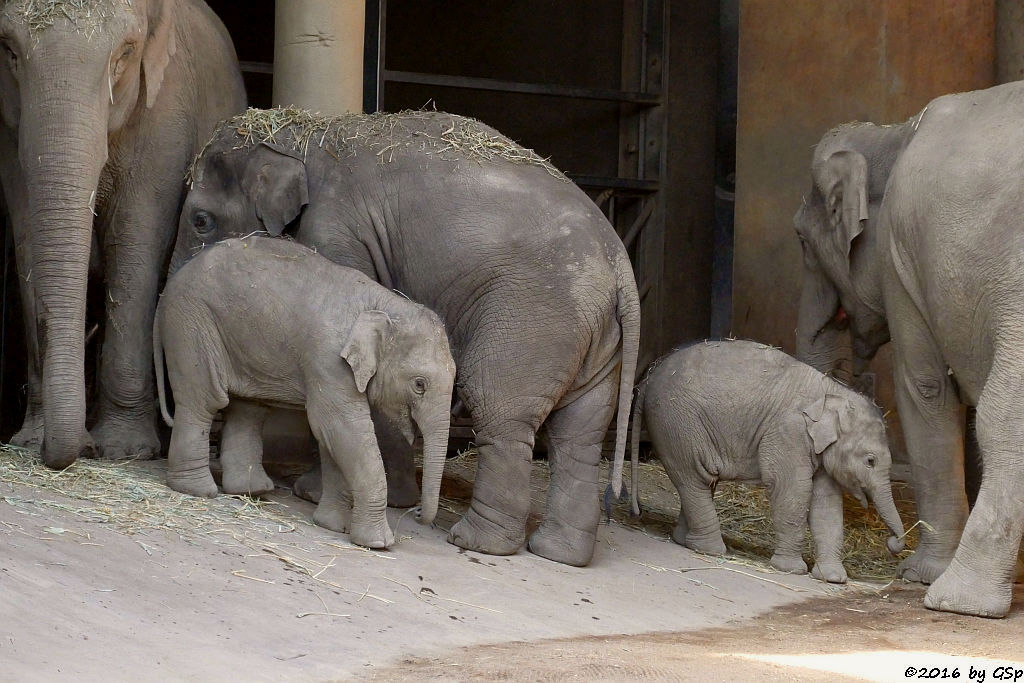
870 478 907 554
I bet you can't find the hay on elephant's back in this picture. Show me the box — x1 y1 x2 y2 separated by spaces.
0 444 302 538
188 106 568 185
3 0 126 34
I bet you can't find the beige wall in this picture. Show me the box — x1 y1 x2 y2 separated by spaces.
733 1 995 464
273 0 365 114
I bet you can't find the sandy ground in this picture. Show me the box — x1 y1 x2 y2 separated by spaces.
1 455 1021 682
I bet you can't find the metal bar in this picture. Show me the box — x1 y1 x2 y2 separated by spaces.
382 69 661 105
568 175 658 192
362 0 382 113
376 0 387 110
238 60 274 75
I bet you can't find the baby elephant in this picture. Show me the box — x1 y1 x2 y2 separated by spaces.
154 237 456 549
630 339 905 583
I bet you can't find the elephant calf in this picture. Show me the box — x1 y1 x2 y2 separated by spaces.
630 339 905 583
153 237 456 549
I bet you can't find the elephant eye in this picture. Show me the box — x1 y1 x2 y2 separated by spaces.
412 377 427 395
193 210 216 234
865 454 876 468
1 42 17 71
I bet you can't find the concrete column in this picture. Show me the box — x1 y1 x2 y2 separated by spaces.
273 0 365 114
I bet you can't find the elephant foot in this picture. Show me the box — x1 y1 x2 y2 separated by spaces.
924 558 1012 618
91 417 161 461
898 549 953 584
684 532 727 557
670 519 688 546
41 435 96 470
348 518 395 550
293 467 322 503
10 413 44 450
167 469 219 498
811 561 848 584
448 509 525 556
312 502 352 534
528 521 596 567
221 465 275 497
770 552 808 575
386 472 420 508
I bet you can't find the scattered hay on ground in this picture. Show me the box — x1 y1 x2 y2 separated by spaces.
188 106 567 185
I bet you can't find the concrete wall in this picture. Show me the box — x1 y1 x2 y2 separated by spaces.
732 1 995 463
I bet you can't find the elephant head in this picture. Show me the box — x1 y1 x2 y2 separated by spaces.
340 308 456 525
0 0 179 466
172 133 308 275
793 120 914 376
801 387 906 554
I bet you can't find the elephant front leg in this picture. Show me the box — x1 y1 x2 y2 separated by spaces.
809 470 847 584
166 407 218 497
761 443 814 574
924 372 1024 618
219 400 274 496
528 373 617 567
307 400 393 549
891 336 969 584
91 197 178 460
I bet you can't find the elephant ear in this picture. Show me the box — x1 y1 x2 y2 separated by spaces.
241 143 310 236
801 395 840 455
143 0 178 109
340 310 392 394
823 150 869 259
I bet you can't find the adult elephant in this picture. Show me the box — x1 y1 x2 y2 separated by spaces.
794 82 1024 617
0 0 245 467
171 109 640 567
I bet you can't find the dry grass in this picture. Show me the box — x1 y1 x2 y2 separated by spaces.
3 0 125 34
188 106 567 185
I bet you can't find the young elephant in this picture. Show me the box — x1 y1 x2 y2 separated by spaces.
630 340 905 583
153 237 456 549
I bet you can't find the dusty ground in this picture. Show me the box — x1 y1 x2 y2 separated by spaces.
0 451 1021 682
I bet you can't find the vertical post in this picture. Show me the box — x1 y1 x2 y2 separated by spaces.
273 0 366 114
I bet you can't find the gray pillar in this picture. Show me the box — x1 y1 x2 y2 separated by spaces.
273 0 365 114
998 0 1024 83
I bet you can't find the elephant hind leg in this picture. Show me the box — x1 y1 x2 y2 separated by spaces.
166 404 220 497
219 400 273 496
925 367 1024 618
527 370 618 567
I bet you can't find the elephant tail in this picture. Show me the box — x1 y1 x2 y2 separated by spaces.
629 378 648 517
610 255 641 514
153 307 173 428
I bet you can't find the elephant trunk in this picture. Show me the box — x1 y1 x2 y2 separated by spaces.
870 478 906 555
415 406 450 526
20 76 108 468
795 261 846 375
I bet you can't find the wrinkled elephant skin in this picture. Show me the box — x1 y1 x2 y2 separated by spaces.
0 0 245 467
154 238 455 549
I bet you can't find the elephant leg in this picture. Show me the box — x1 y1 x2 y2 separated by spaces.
307 398 393 548
91 194 178 460
764 469 812 575
890 317 968 584
656 447 725 555
166 405 219 498
219 400 274 496
528 371 617 566
924 367 1024 618
10 223 43 449
373 411 421 508
293 459 322 503
809 470 847 584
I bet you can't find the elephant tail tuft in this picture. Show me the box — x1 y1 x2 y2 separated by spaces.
629 378 647 517
153 307 174 428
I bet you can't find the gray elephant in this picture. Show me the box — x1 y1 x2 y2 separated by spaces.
169 108 640 567
629 340 905 582
795 81 1024 617
0 0 245 467
153 237 456 548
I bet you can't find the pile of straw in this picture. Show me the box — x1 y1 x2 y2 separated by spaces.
188 106 566 185
3 0 124 34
